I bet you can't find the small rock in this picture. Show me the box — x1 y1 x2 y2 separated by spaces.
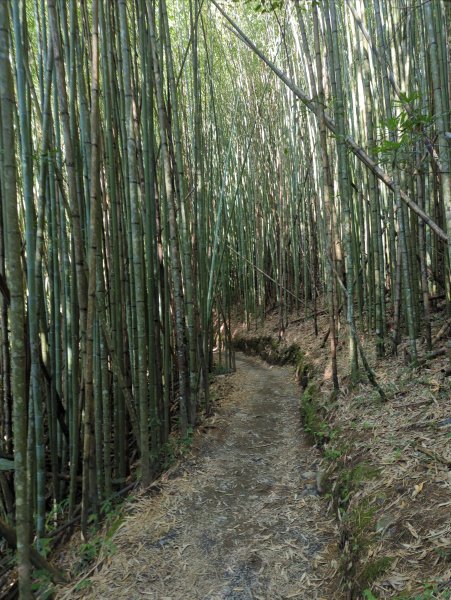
301 486 318 497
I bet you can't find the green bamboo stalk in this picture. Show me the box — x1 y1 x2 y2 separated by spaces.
0 4 31 594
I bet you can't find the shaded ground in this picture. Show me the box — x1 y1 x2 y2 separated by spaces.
58 353 338 599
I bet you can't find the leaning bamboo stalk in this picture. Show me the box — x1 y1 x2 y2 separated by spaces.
210 0 449 244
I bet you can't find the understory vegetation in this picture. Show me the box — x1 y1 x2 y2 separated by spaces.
0 0 449 597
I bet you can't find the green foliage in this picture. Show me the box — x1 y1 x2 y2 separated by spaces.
74 578 93 593
31 570 54 600
36 536 52 558
101 498 125 540
78 539 100 565
345 501 376 544
434 542 451 563
373 100 434 166
72 497 127 574
359 556 392 589
76 535 117 573
232 0 284 13
374 138 403 154
160 427 194 470
300 383 330 446
341 499 391 596
392 584 451 599
44 497 69 534
324 446 343 462
182 427 194 452
336 463 380 508
1 546 14 569
160 438 178 470
393 447 402 460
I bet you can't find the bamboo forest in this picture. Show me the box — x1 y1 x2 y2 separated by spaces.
0 0 450 598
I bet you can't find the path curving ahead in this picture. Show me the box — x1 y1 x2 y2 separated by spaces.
62 354 337 600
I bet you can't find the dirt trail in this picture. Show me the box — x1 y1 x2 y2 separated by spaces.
62 354 337 599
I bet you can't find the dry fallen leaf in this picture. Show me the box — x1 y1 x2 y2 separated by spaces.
412 481 425 498
384 573 408 590
405 521 419 539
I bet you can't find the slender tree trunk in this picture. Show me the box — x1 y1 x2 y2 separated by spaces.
147 0 189 434
82 0 100 537
0 4 31 595
313 3 339 389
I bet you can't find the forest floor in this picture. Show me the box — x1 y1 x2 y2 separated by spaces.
233 307 451 599
56 353 339 599
55 307 450 600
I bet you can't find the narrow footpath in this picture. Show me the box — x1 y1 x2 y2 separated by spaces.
61 354 338 599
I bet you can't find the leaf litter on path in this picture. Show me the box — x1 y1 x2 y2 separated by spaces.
58 353 339 600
